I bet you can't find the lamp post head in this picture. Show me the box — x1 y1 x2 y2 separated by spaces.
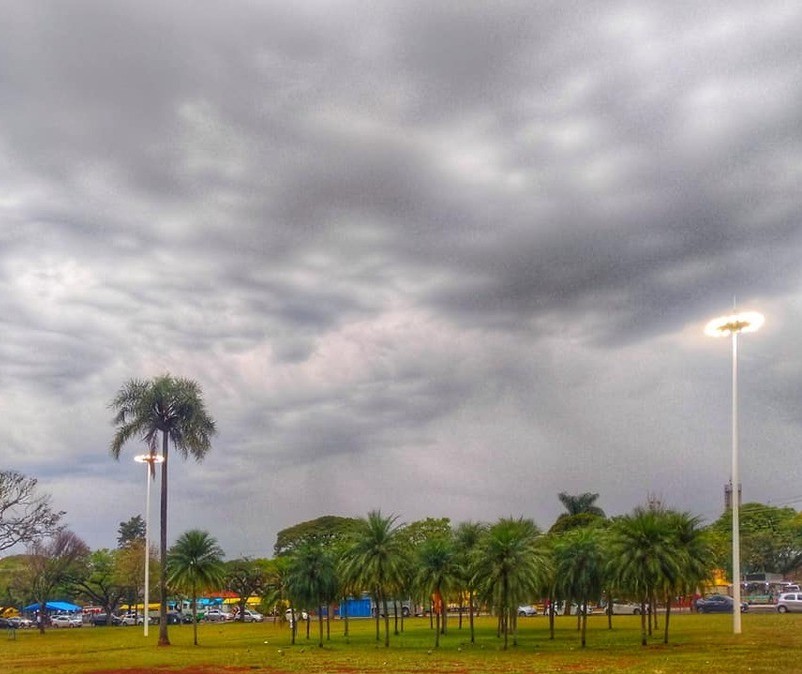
134 454 165 464
704 311 764 338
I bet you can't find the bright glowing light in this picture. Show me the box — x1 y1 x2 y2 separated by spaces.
704 311 765 338
134 454 165 464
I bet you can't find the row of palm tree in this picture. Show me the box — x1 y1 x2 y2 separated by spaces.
273 506 711 650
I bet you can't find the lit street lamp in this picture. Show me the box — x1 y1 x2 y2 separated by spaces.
134 452 164 637
704 309 764 634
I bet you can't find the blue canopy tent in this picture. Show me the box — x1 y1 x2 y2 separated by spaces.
23 601 81 613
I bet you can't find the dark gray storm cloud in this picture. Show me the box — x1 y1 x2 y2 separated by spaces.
0 0 800 556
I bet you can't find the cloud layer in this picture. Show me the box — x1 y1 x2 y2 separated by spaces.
1 1 801 557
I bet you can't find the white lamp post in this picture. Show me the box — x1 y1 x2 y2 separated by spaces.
704 309 764 634
134 452 164 637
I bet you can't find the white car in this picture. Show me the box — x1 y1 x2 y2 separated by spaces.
241 609 264 623
203 609 233 622
517 605 538 617
51 614 83 628
119 613 145 626
777 592 802 613
607 601 646 615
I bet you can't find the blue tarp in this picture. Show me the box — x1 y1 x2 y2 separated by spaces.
23 601 81 612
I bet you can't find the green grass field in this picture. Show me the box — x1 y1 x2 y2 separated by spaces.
5 612 802 673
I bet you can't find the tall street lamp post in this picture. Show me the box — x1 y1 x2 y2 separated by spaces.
704 309 764 634
134 452 164 637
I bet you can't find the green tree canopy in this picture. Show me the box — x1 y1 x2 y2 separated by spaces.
167 529 225 646
117 515 146 549
274 515 359 557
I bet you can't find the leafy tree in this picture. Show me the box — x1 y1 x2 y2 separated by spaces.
22 530 90 633
341 510 407 647
553 527 607 647
166 530 225 646
110 374 216 645
117 515 146 548
415 535 459 648
400 517 452 547
708 503 802 577
225 558 267 622
69 549 128 619
473 517 549 650
0 470 63 552
274 516 359 557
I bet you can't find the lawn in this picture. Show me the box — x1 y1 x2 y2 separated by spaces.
5 612 802 674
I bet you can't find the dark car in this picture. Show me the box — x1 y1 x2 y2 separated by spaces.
163 612 194 625
91 613 123 626
696 595 748 613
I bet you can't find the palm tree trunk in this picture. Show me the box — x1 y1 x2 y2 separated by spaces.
469 589 475 644
191 584 198 646
374 592 381 641
663 598 672 644
382 597 390 647
317 609 323 647
640 601 647 646
435 610 440 648
158 431 170 646
581 597 587 647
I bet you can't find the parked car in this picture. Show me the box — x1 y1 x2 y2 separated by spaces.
119 612 146 626
607 601 647 615
162 611 194 625
696 595 748 613
90 613 123 627
517 605 538 617
51 614 83 627
777 592 802 613
203 609 233 622
9 617 33 628
241 609 264 623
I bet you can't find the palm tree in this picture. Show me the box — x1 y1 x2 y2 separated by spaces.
558 492 606 517
553 527 607 647
286 542 337 647
166 529 225 646
340 510 406 647
659 511 712 644
415 536 459 648
608 508 682 646
110 374 216 646
473 517 549 650
454 521 486 643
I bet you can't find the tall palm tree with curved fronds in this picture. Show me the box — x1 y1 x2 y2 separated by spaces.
110 374 216 645
166 529 225 646
340 510 406 647
473 517 550 650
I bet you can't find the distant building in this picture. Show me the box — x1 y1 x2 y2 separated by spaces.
724 480 742 511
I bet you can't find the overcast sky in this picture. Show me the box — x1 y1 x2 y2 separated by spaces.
1 1 801 558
